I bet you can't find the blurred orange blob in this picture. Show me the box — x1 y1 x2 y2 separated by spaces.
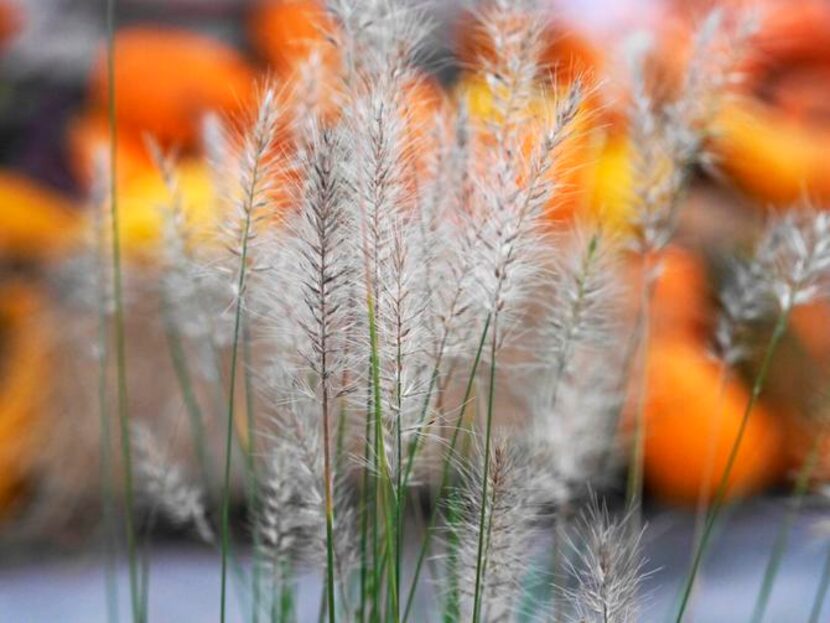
583 129 635 229
0 284 50 514
248 0 340 78
111 159 217 259
713 99 830 205
0 171 81 260
709 2 830 204
66 111 154 189
636 246 710 340
89 27 257 147
643 337 783 505
0 1 21 49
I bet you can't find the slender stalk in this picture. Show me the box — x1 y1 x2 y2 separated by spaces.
367 296 399 621
550 512 567 623
471 317 499 623
602 291 652 477
370 378 382 623
104 2 140 619
161 299 211 493
400 359 441 486
220 189 257 623
394 306 404 616
392 314 468 608
679 365 730 613
548 233 601 414
675 307 791 622
400 278 473 490
443 489 462 623
219 87 280 622
750 431 826 623
808 544 830 623
320 312 337 623
359 381 373 623
402 314 492 623
691 366 730 553
243 318 263 623
335 391 349 474
220 259 251 623
270 555 279 623
161 300 251 612
96 214 119 623
626 251 656 524
279 563 295 623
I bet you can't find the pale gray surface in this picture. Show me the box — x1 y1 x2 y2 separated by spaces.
2 501 829 622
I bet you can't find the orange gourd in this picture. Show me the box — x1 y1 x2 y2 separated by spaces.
643 337 783 505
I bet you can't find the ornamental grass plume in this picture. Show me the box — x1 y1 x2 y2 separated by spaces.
564 498 647 623
131 422 213 544
449 436 539 623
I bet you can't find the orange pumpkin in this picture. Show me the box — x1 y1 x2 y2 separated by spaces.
89 27 257 147
0 171 81 260
643 337 783 505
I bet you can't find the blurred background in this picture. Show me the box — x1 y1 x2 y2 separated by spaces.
2 0 830 621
